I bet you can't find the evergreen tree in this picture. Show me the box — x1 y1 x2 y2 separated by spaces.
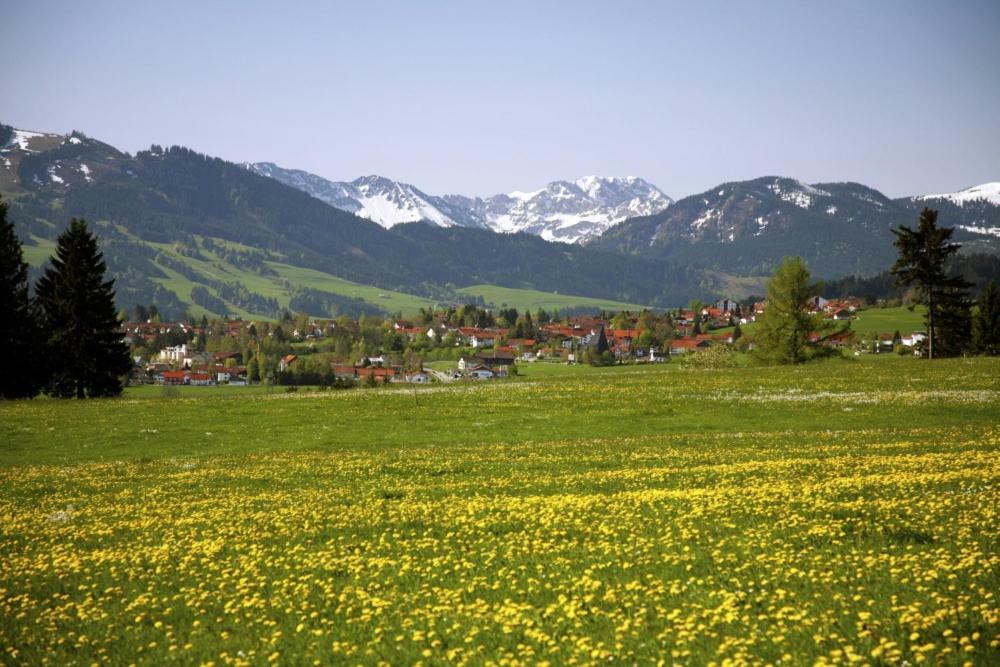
35 218 132 398
0 195 43 398
891 208 972 358
753 256 823 364
971 280 1000 355
732 322 742 342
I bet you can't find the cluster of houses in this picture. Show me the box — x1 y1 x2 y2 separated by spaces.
122 294 931 386
143 348 249 386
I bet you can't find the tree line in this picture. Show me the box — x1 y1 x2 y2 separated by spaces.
0 195 131 398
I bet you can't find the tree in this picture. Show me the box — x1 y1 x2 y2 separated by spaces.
891 208 972 359
35 218 132 398
753 256 823 364
0 195 42 398
247 357 260 383
971 280 1000 355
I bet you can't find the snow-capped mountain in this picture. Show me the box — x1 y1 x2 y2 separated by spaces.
913 182 1000 208
245 163 672 243
444 176 673 243
1 126 126 193
245 163 486 229
590 175 1000 277
909 182 1000 239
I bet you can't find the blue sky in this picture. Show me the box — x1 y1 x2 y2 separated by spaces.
2 1 998 199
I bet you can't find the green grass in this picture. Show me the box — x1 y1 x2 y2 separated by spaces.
457 284 651 313
21 236 57 267
2 356 998 664
266 261 438 314
850 304 927 336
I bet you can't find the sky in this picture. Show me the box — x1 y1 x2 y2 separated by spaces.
2 1 999 200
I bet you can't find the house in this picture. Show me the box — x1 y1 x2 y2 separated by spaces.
807 296 830 312
404 372 430 383
647 348 667 362
189 372 213 386
467 365 494 379
470 332 498 348
355 367 396 381
610 329 639 343
278 354 298 372
161 370 187 385
332 364 358 381
158 344 188 363
669 338 711 355
474 351 515 369
214 351 243 365
589 325 610 354
715 298 739 313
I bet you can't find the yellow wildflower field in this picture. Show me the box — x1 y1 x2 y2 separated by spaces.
1 357 998 665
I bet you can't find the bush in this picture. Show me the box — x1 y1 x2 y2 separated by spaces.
678 345 739 369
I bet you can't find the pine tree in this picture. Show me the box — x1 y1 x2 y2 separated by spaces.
753 257 824 364
0 195 42 399
891 208 972 359
35 218 132 398
972 280 1000 355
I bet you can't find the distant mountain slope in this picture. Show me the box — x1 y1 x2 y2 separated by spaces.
903 182 1000 240
1 122 705 318
589 176 1000 277
246 162 672 243
245 163 488 229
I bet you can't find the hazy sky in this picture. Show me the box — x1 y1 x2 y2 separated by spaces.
3 1 998 199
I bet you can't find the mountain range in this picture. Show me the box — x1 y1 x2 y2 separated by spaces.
244 163 672 244
590 177 1000 277
2 121 998 320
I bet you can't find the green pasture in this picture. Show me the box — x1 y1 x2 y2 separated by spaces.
1 356 998 665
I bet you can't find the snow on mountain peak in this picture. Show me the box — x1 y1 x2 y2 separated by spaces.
915 182 1000 207
246 163 672 243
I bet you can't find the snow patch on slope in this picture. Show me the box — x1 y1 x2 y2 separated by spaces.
957 224 1000 238
916 182 1000 207
9 130 45 152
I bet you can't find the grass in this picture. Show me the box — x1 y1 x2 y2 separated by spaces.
21 235 57 267
1 356 998 664
457 284 651 313
850 305 927 336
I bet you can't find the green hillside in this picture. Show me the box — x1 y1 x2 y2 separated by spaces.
22 233 658 318
457 284 649 313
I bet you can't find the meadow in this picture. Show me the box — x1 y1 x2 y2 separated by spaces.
1 357 999 665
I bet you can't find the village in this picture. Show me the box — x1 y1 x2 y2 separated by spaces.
120 296 927 388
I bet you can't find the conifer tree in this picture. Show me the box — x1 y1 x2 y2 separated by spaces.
972 280 1000 355
0 195 42 398
753 256 824 364
891 208 972 358
35 218 132 398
